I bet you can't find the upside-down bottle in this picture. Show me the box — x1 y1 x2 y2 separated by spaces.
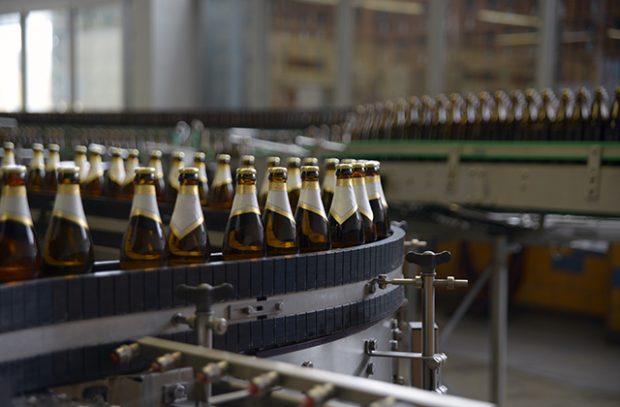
295 165 329 252
120 167 167 270
263 167 297 256
321 158 339 211
259 156 280 210
222 168 264 260
0 165 41 282
193 152 209 206
365 161 389 239
328 164 364 248
44 144 60 192
168 167 210 264
352 162 376 243
106 147 126 198
27 143 45 192
42 167 94 276
286 157 302 211
208 154 234 209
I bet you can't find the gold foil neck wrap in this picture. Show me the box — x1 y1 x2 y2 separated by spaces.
179 185 199 195
236 185 256 194
352 177 366 186
57 184 80 196
301 181 320 190
269 182 287 191
336 178 352 188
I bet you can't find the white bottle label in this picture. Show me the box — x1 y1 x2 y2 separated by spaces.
353 180 374 221
298 182 327 219
265 186 295 222
109 157 126 184
0 186 33 226
130 185 161 222
230 185 260 217
52 184 89 228
170 185 204 239
329 181 358 225
286 168 301 192
212 164 232 188
322 170 336 193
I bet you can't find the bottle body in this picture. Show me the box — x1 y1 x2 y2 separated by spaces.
106 149 126 197
286 157 302 212
365 162 389 239
120 171 167 270
209 155 234 209
295 167 329 253
0 166 41 282
166 152 185 203
259 156 280 210
223 169 264 260
148 152 166 199
194 152 209 206
44 145 60 192
27 144 45 192
328 165 364 248
42 169 94 276
263 169 297 256
352 164 376 243
83 147 105 196
168 171 210 264
321 159 338 212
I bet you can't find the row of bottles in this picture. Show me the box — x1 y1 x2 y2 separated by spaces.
0 158 389 282
346 86 620 141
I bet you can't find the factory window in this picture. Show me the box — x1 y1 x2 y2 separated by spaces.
74 2 123 111
25 10 71 112
0 13 22 112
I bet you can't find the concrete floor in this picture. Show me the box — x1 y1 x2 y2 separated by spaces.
440 310 620 406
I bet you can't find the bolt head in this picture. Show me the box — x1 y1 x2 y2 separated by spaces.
366 363 375 375
212 318 228 335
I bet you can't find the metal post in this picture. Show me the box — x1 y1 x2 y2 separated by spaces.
335 0 353 107
20 11 27 112
536 0 559 89
427 0 446 95
491 235 508 406
421 265 436 390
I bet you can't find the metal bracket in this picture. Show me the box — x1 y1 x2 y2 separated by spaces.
162 381 189 405
587 145 601 201
364 340 447 367
228 299 284 321
446 146 461 193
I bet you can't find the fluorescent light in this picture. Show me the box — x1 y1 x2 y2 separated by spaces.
356 0 424 16
478 9 540 28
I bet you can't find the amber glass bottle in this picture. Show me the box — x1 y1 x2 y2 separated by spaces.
365 161 389 239
405 96 422 139
148 150 166 199
106 147 126 198
302 157 319 167
209 154 234 209
42 167 94 276
449 94 466 140
286 157 302 211
567 87 590 140
166 151 185 203
120 167 167 270
295 165 329 252
259 156 280 210
551 89 573 140
192 152 209 206
83 145 105 196
240 155 255 169
321 158 339 211
328 164 364 248
609 87 620 141
74 145 89 183
0 165 41 282
168 168 210 264
44 144 60 192
352 163 376 243
222 168 264 260
589 87 609 141
123 148 140 197
27 143 45 192
263 167 297 256
2 141 15 167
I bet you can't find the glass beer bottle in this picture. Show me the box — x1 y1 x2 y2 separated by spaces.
208 154 234 209
2 141 16 167
302 157 319 167
166 151 185 203
259 156 280 210
74 145 90 183
222 168 264 260
168 168 210 264
42 167 94 276
321 158 339 211
44 144 60 192
328 164 364 248
286 157 302 212
295 165 329 253
148 150 166 199
27 143 45 192
352 163 376 243
263 167 297 256
193 152 209 206
240 154 255 170
0 165 41 282
120 167 167 270
365 161 389 239
106 147 126 198
123 148 140 197
83 144 105 196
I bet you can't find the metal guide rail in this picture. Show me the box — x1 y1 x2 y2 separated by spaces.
344 140 620 216
0 227 405 394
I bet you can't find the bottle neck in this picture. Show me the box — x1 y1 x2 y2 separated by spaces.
149 158 164 178
30 151 44 170
125 157 139 183
323 169 336 192
2 150 15 166
286 168 301 191
53 184 88 228
0 184 33 226
168 160 184 189
46 152 60 171
212 163 232 187
195 161 208 182
109 157 126 184
298 181 326 219
230 183 260 217
86 155 103 180
130 184 161 222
